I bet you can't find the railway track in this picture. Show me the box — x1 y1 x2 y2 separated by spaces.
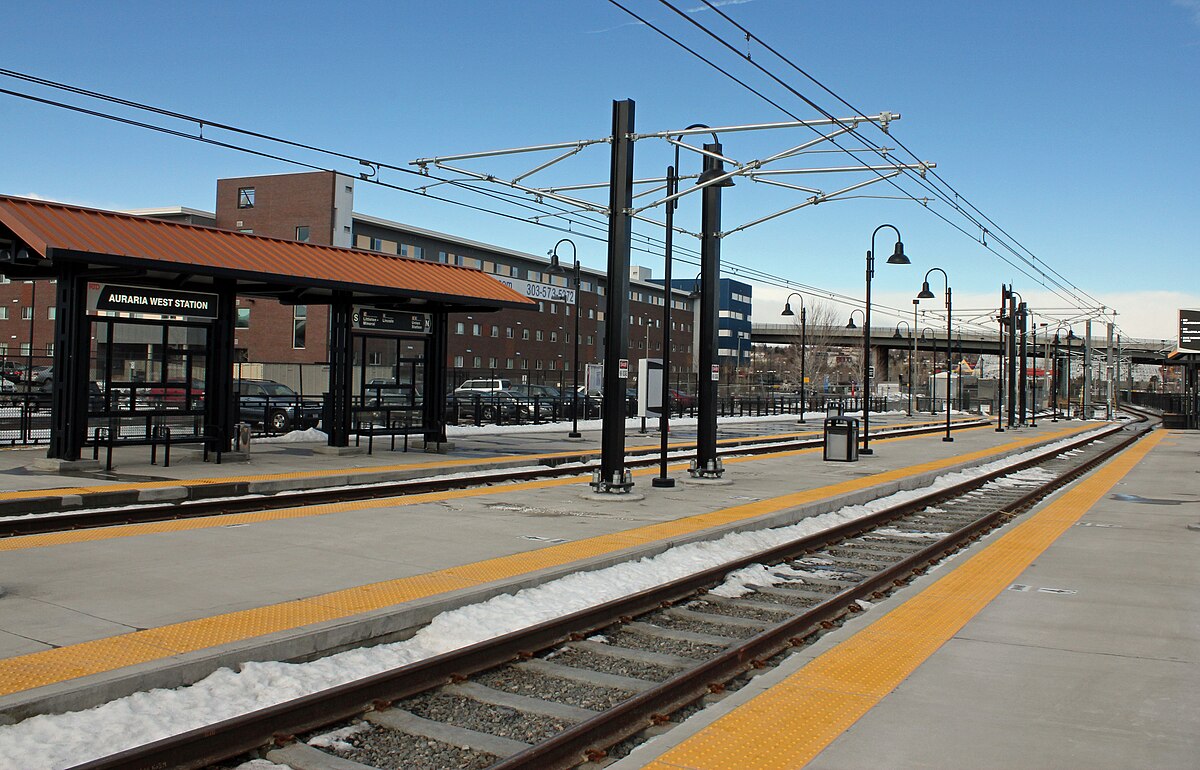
68 415 1151 770
2 417 987 538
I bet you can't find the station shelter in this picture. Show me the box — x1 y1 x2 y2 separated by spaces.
0 195 532 461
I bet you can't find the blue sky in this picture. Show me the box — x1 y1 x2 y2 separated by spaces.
1 1 1197 341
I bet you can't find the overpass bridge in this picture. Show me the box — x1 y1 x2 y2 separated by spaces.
751 323 1177 366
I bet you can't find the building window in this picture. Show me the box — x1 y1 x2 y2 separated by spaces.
0 307 7 320
488 357 497 368
506 358 514 370
535 330 543 341
472 323 481 336
550 303 557 314
47 307 56 320
368 351 383 366
522 329 530 340
455 322 465 335
236 308 250 328
536 360 544 370
473 356 482 368
0 343 7 356
490 325 499 337
237 187 255 208
292 305 307 349
550 331 558 343
21 307 33 321
506 327 514 339
521 359 529 370
19 343 31 356
295 226 310 242
454 355 464 368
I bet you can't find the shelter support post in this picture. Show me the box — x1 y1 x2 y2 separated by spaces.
423 311 449 447
204 281 237 454
327 295 353 447
47 261 89 461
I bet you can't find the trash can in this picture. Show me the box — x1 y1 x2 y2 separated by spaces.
234 422 251 452
823 416 859 462
825 401 844 418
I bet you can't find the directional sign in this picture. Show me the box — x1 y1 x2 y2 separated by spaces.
1180 309 1200 353
353 308 431 334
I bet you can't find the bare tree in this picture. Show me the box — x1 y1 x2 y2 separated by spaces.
777 300 855 395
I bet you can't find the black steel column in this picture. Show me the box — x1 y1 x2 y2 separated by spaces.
423 311 449 446
204 280 237 452
1007 287 1018 427
996 285 1006 432
327 295 353 447
47 261 89 460
594 99 635 493
692 141 726 478
1018 302 1028 425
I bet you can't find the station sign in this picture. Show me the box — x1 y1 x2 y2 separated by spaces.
353 308 431 334
490 275 576 305
96 284 219 319
1180 309 1200 353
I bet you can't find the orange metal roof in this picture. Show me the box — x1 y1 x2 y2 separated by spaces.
0 194 533 309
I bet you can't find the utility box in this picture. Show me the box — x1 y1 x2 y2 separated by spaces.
823 417 859 462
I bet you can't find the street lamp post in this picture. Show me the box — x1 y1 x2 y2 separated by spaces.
919 327 936 414
781 292 807 422
1051 330 1061 422
548 239 582 439
917 267 954 442
861 224 911 454
894 321 912 416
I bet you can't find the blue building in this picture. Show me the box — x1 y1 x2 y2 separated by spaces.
652 277 753 367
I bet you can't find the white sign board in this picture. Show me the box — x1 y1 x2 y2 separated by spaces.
637 358 664 418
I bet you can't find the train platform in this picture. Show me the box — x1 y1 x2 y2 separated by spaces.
0 413 1109 734
615 426 1198 769
0 411 974 517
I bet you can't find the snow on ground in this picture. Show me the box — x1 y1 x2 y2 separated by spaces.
0 426 1108 769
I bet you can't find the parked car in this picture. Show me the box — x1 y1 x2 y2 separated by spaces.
446 388 535 423
0 376 17 404
236 379 322 432
0 361 28 384
453 378 513 394
30 365 54 390
144 379 205 409
668 388 697 411
364 378 421 407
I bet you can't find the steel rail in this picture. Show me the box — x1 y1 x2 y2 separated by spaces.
68 418 1143 770
3 419 988 539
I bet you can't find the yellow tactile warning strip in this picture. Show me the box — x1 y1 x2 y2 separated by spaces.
0 417 971 501
0 422 1096 698
641 428 1166 770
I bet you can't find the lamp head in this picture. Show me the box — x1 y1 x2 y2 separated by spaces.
846 315 857 329
1067 330 1078 340
1053 333 1061 344
780 302 794 317
547 252 563 274
893 328 902 339
886 240 910 265
697 167 735 187
917 280 935 299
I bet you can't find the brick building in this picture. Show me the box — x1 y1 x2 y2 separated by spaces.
0 170 756 391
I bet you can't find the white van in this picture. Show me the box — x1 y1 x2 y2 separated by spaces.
453 378 513 394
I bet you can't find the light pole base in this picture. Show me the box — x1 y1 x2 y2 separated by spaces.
942 436 954 442
860 447 874 455
651 477 676 488
687 457 726 479
568 431 583 439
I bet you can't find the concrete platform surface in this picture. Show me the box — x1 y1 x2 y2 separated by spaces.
0 415 1093 720
613 426 1198 770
